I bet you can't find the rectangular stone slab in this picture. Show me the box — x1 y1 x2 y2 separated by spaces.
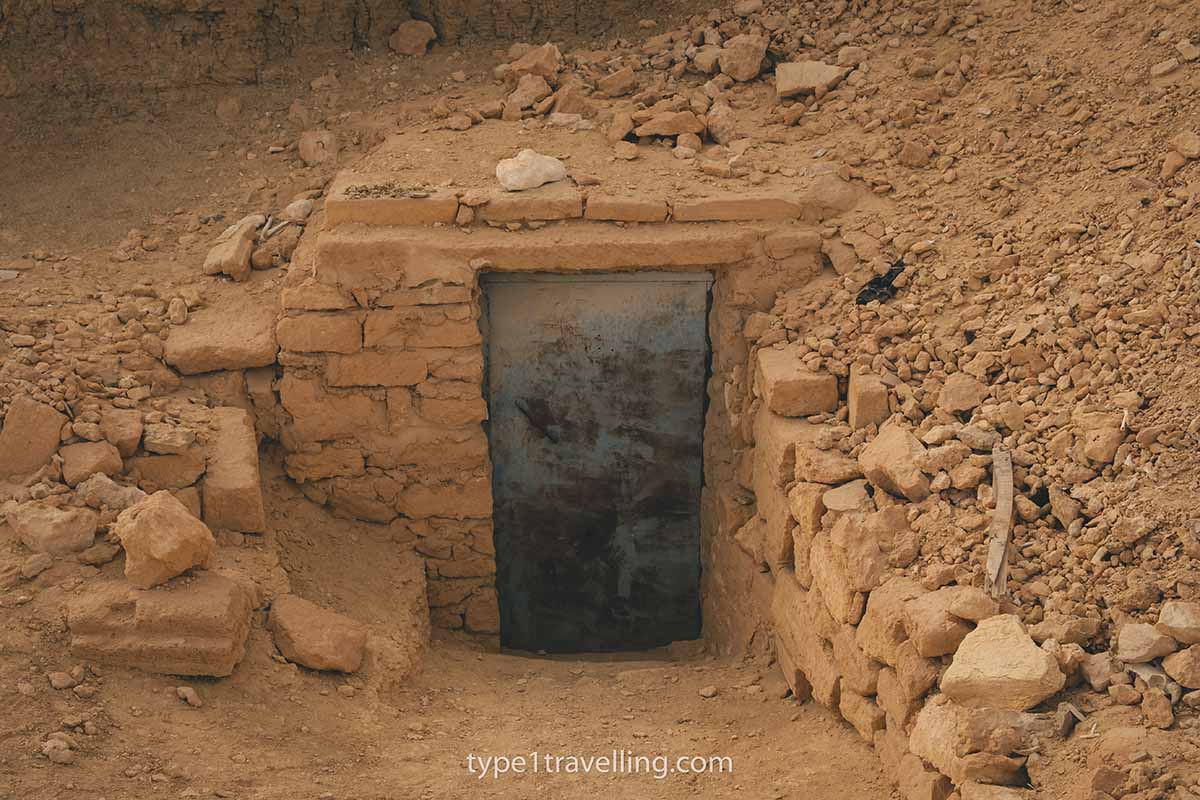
202 407 267 533
68 573 253 677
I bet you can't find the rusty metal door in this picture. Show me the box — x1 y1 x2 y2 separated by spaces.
481 272 710 652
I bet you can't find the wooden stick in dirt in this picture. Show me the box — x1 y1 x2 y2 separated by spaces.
984 445 1014 600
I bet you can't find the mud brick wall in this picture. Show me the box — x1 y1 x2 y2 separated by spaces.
277 276 499 633
277 173 851 639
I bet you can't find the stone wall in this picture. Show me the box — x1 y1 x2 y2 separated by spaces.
278 170 848 639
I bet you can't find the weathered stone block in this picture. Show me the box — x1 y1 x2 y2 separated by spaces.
840 689 886 742
830 513 884 592
893 640 940 701
876 667 921 727
280 375 387 442
464 588 501 634
280 280 356 311
101 409 144 458
202 408 267 533
1163 645 1200 689
478 183 583 222
794 445 862 484
673 193 807 222
857 576 927 665
909 696 1032 787
1159 600 1200 645
897 754 953 800
75 473 147 511
364 310 481 349
164 305 279 374
0 396 66 479
859 425 930 502
811 531 865 624
833 623 881 695
60 441 123 487
416 396 488 426
6 502 98 555
396 477 492 519
328 191 458 230
269 594 368 673
127 449 206 490
775 60 847 97
584 193 670 222
904 587 974 658
848 370 890 430
327 351 428 387
1117 621 1179 663
775 637 813 702
202 214 264 281
377 285 473 307
285 447 365 482
788 481 824 587
68 574 253 677
365 425 488 470
756 348 838 417
276 314 362 354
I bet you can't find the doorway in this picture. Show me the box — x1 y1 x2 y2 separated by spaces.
480 272 710 652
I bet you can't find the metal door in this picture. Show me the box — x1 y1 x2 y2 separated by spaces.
481 272 710 652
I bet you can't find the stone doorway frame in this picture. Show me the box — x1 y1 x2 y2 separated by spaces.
274 172 851 647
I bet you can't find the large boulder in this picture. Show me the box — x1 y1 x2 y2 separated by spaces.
113 491 216 589
858 425 930 501
268 595 369 673
6 502 97 555
69 574 253 677
0 396 66 479
941 615 1066 711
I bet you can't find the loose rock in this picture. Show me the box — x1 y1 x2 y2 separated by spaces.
268 594 369 673
113 491 216 589
495 149 568 191
941 615 1066 711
